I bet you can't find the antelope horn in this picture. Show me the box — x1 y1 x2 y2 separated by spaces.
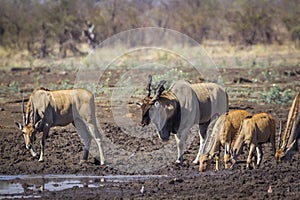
31 101 34 124
286 140 296 152
278 120 283 148
151 80 166 103
22 97 26 125
284 120 294 151
146 75 152 98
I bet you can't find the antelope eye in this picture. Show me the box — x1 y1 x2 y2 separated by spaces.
154 101 160 108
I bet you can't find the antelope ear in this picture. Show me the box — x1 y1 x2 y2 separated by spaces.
154 101 160 108
136 101 143 107
230 149 235 156
166 104 174 111
34 119 43 130
286 140 296 151
15 122 23 130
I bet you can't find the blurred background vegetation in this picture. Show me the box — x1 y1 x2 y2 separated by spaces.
0 0 299 59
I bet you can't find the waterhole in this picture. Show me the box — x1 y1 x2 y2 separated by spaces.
0 174 167 199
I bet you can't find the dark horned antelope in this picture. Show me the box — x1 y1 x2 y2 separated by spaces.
276 93 300 161
15 87 105 165
137 75 228 164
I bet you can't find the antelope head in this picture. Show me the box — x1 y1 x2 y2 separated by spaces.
15 99 42 157
137 75 166 127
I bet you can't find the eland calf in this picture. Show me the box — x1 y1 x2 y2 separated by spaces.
199 110 251 172
232 113 276 169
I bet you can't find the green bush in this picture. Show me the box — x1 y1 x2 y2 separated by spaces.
151 68 190 91
9 81 20 93
263 84 293 104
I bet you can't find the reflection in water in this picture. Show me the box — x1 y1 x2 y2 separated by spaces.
0 174 167 199
0 183 24 194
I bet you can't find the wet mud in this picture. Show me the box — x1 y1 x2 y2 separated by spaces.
0 66 299 199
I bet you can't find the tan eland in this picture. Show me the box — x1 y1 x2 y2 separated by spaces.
15 87 105 165
199 110 251 172
276 93 300 161
232 113 276 169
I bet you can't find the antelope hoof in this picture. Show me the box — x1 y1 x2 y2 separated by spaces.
192 159 199 165
176 158 183 165
30 149 37 157
93 158 105 166
246 164 253 170
38 158 44 162
229 160 236 169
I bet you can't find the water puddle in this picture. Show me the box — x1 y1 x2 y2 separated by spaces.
0 174 167 199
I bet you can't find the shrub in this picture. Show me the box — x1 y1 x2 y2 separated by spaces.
291 26 300 48
263 84 293 104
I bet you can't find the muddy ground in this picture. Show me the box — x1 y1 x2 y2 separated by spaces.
0 63 300 199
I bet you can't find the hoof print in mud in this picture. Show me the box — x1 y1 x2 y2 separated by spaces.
79 160 88 165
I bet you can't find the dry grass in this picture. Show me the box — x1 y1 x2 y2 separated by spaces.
202 41 300 68
0 41 299 70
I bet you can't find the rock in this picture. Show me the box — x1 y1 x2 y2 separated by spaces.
140 185 145 194
11 67 32 72
233 77 253 83
59 71 68 76
284 70 296 76
267 185 272 193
